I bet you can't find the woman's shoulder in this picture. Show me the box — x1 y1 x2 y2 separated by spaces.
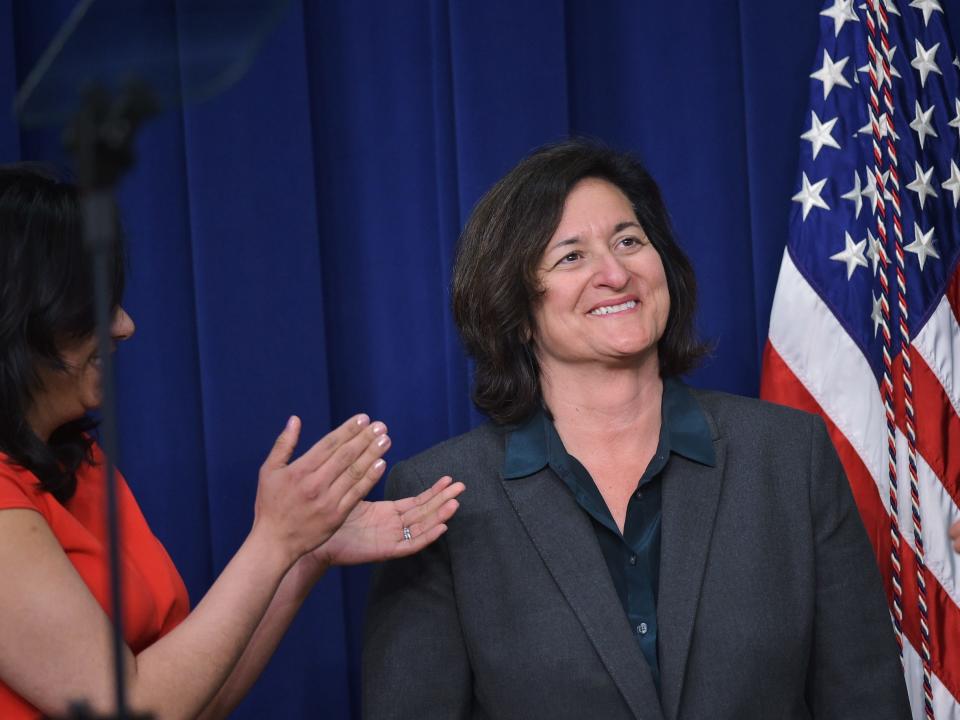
0 453 48 512
688 386 825 441
0 443 105 514
402 423 505 471
387 423 506 493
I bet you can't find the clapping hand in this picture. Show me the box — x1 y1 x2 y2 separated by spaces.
253 413 464 575
253 413 394 567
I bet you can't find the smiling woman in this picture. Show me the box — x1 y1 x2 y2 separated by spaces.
363 139 910 719
448 141 705 429
533 177 671 370
0 164 464 720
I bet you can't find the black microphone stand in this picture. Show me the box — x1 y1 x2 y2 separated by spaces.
43 80 158 720
15 5 291 716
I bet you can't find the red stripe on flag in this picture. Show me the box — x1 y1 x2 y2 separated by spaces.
761 342 960 702
892 350 960 509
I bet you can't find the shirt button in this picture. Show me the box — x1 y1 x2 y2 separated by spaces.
637 622 649 635
629 554 637 566
635 490 643 499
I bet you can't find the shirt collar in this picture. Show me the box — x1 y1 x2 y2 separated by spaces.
502 378 715 480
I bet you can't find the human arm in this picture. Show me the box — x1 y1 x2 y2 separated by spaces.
362 461 474 720
196 475 464 720
803 419 911 718
0 414 386 719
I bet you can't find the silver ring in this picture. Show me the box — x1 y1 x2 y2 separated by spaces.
402 526 412 542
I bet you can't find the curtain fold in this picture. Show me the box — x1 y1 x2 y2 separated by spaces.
736 0 821 359
0 0 19 161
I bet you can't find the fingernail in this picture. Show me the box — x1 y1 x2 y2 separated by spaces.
286 415 297 431
376 435 391 448
356 414 370 426
371 421 387 436
373 459 386 471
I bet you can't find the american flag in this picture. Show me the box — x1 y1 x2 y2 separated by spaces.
760 0 960 717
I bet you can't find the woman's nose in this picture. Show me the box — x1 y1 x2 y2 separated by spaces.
592 252 629 289
111 306 136 342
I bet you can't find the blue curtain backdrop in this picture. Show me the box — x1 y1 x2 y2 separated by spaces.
2 1 953 717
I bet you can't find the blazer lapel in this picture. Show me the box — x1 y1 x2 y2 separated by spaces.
502 468 665 720
657 434 727 720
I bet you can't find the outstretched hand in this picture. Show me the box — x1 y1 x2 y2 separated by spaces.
309 475 465 568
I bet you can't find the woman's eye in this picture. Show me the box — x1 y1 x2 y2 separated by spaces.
558 251 581 265
617 236 643 250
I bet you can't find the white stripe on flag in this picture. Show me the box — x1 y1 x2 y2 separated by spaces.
770 249 960 605
767 250 885 483
914 295 960 418
903 632 959 719
894 427 960 607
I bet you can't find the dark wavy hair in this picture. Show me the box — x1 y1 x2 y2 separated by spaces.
451 139 707 425
0 164 125 503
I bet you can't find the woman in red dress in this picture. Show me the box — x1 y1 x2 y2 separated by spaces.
0 164 464 719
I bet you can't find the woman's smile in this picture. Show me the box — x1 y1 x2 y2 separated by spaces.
588 297 639 316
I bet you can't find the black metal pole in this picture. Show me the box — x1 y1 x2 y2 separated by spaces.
83 190 127 720
50 81 157 720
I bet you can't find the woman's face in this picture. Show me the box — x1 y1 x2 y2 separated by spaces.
532 177 670 372
28 307 136 439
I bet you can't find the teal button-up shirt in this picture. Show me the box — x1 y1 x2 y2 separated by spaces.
502 378 715 694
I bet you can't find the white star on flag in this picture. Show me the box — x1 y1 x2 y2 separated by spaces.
792 172 830 220
886 46 903 80
801 111 841 159
821 0 859 36
905 222 941 270
870 292 884 337
909 0 944 26
911 39 942 87
942 159 960 206
949 98 960 139
865 228 883 276
906 161 938 208
860 166 887 213
909 101 938 148
829 231 869 279
858 113 899 140
841 170 864 218
859 45 903 83
811 50 852 99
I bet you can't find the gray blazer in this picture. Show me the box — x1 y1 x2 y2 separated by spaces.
363 390 909 719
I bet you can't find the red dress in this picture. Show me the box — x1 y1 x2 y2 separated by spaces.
0 445 190 718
